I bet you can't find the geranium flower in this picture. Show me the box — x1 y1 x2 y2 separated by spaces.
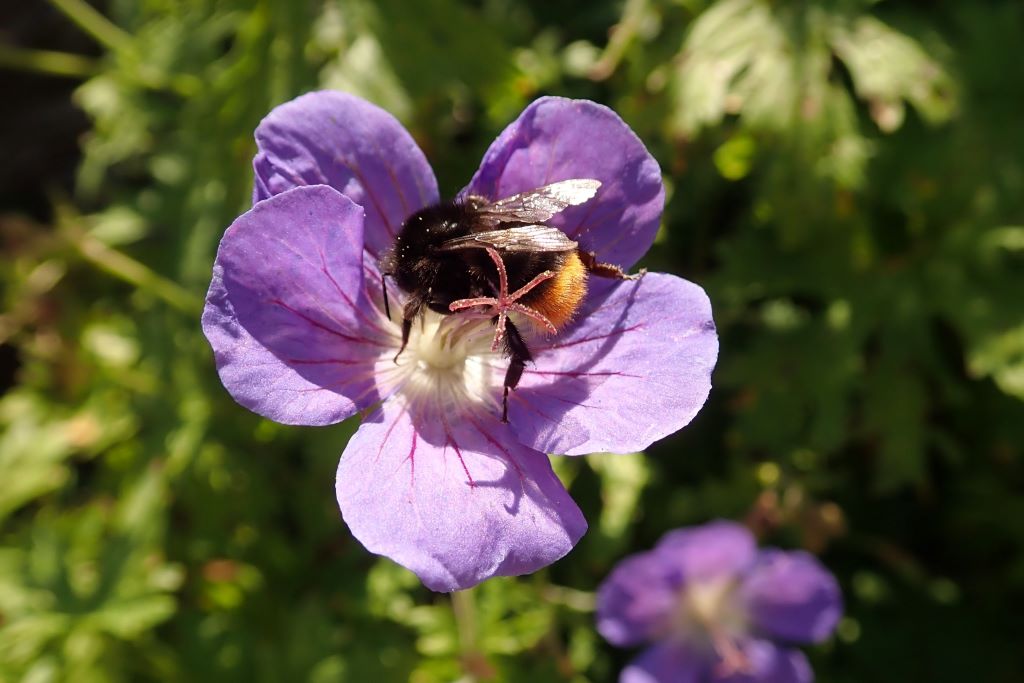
597 521 842 682
202 91 718 591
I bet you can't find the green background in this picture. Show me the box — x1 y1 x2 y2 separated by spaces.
2 0 1022 680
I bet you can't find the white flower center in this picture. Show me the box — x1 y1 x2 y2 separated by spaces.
673 577 751 674
377 310 503 416
683 578 744 633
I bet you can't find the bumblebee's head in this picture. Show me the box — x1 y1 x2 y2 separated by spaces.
382 201 471 302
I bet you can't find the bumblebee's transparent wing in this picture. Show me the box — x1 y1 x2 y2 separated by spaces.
437 225 578 253
472 179 601 226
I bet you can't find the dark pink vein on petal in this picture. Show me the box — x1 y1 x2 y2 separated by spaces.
284 369 376 394
541 128 563 187
286 358 365 366
259 234 375 335
349 377 397 411
539 324 644 351
524 369 642 379
508 394 563 426
403 429 417 488
269 366 369 413
367 134 413 215
468 416 524 481
569 205 619 242
584 288 647 318
269 299 387 348
335 154 397 240
407 164 431 209
590 219 644 255
441 411 475 487
376 404 406 467
566 197 601 240
514 390 603 413
318 249 390 336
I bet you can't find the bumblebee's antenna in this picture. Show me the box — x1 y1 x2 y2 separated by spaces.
381 274 391 321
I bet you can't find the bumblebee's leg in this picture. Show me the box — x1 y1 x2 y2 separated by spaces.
578 249 646 280
499 317 533 423
449 246 557 352
395 299 422 362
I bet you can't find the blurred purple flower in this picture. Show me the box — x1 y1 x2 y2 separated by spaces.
202 91 718 591
597 521 842 683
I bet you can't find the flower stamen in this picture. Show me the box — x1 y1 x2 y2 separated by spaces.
377 310 501 419
709 626 751 677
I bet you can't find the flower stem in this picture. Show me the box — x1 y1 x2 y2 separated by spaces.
451 588 487 682
61 221 201 315
0 43 98 79
47 0 133 52
590 0 648 81
541 584 596 612
452 587 477 651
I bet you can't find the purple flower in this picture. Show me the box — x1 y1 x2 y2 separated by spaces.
597 521 843 683
202 91 718 591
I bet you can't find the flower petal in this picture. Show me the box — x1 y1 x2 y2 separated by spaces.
252 90 439 256
713 640 813 683
596 551 681 647
335 401 586 592
620 642 706 683
741 550 843 644
655 520 756 582
202 185 389 425
464 97 664 270
507 274 717 456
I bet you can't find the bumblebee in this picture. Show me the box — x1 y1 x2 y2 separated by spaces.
381 179 639 422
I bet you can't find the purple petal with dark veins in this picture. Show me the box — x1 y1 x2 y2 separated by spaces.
463 97 664 270
202 185 388 425
506 274 717 456
252 90 439 257
620 641 706 683
655 520 757 583
335 400 587 592
596 550 681 647
713 639 813 683
741 550 843 644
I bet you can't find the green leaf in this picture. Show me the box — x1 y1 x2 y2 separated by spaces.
830 15 957 131
968 324 1024 400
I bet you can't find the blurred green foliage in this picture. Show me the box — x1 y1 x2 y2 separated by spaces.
2 0 1023 681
